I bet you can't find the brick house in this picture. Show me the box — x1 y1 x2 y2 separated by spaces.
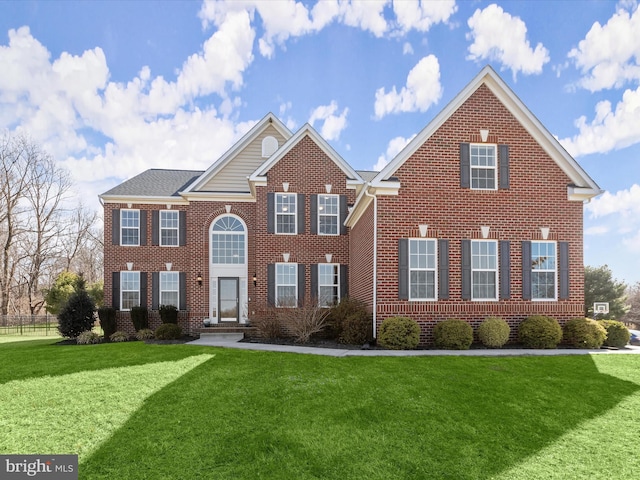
100 66 601 344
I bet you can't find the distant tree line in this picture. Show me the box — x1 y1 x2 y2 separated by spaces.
0 132 102 316
584 264 639 327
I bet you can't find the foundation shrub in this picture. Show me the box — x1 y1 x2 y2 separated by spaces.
433 319 473 350
563 317 607 349
477 317 510 348
328 298 372 345
97 307 117 340
276 298 330 343
252 311 282 340
130 306 149 331
378 316 421 350
518 315 562 349
159 305 178 324
135 328 155 341
76 331 101 345
598 320 630 348
155 323 182 340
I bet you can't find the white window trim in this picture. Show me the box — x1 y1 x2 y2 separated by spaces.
471 240 498 301
276 262 298 307
470 143 497 191
159 210 179 247
318 263 340 307
120 209 140 246
531 240 558 301
408 238 438 301
160 271 180 308
318 194 339 236
275 193 297 235
120 271 140 311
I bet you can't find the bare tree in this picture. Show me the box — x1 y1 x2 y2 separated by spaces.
623 282 640 327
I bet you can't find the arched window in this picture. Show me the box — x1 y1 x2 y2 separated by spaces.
211 216 245 264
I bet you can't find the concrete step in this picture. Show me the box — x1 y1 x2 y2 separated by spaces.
198 332 244 342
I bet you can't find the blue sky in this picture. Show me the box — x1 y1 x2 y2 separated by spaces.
1 0 639 285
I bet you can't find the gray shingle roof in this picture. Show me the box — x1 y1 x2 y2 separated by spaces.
101 169 204 197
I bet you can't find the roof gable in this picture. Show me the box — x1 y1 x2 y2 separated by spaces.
373 65 601 199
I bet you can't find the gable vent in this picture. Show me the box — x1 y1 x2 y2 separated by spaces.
262 136 278 157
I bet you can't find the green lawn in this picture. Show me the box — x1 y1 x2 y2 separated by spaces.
0 339 638 479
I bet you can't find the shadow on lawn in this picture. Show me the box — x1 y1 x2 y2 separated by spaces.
80 350 639 480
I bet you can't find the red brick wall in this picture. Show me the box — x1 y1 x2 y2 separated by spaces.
349 200 374 308
373 84 585 344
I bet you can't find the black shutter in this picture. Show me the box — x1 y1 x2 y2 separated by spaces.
438 239 449 300
461 240 471 300
112 272 120 310
499 145 510 189
340 195 348 235
267 193 275 234
460 143 470 188
297 194 305 234
140 272 148 308
179 211 187 246
398 239 409 300
152 211 159 246
522 241 532 300
112 209 120 245
500 240 511 299
297 264 305 306
179 272 187 310
310 195 318 235
267 264 275 306
559 242 569 300
152 272 159 309
140 211 147 246
340 265 348 300
310 264 318 298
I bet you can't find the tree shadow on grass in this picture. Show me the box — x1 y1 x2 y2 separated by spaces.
80 351 640 479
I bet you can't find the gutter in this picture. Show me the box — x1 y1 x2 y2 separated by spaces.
363 183 377 339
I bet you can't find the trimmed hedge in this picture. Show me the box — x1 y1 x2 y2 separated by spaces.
433 319 473 350
155 323 182 340
563 317 606 349
518 315 562 349
599 320 630 348
130 306 149 331
378 316 421 350
477 317 510 348
98 306 117 340
159 304 178 324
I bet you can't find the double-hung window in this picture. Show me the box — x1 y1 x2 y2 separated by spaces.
318 264 340 307
160 271 179 308
409 239 437 300
472 240 498 300
276 193 296 234
160 210 179 246
318 195 339 235
531 241 556 300
121 209 140 246
276 263 298 307
471 144 497 190
121 271 140 310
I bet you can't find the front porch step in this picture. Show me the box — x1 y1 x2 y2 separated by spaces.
196 326 257 342
198 332 244 342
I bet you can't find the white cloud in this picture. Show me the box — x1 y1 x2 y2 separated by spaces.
559 86 640 156
466 4 549 78
584 225 609 235
374 54 442 119
402 42 414 55
393 0 457 33
586 184 640 219
568 5 640 91
308 101 349 141
373 133 416 171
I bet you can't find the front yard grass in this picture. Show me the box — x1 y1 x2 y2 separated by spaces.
0 339 638 479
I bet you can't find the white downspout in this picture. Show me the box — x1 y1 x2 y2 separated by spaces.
364 184 377 339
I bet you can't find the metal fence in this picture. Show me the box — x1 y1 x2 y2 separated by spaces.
0 315 58 336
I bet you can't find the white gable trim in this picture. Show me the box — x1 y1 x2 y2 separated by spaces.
183 113 291 194
249 123 364 187
373 65 602 200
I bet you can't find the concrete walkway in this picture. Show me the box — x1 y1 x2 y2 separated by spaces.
186 337 640 357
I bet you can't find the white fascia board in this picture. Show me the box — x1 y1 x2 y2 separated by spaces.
184 113 292 193
370 180 401 195
180 191 256 203
344 186 374 227
568 186 604 202
99 195 189 205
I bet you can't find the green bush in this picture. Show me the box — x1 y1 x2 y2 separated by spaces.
563 317 607 349
477 317 510 348
109 331 130 342
155 323 182 340
76 331 101 345
159 304 179 324
130 306 149 331
57 281 96 339
98 306 117 340
518 315 562 349
378 316 421 350
135 328 155 340
327 298 372 345
433 319 473 350
599 320 630 348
